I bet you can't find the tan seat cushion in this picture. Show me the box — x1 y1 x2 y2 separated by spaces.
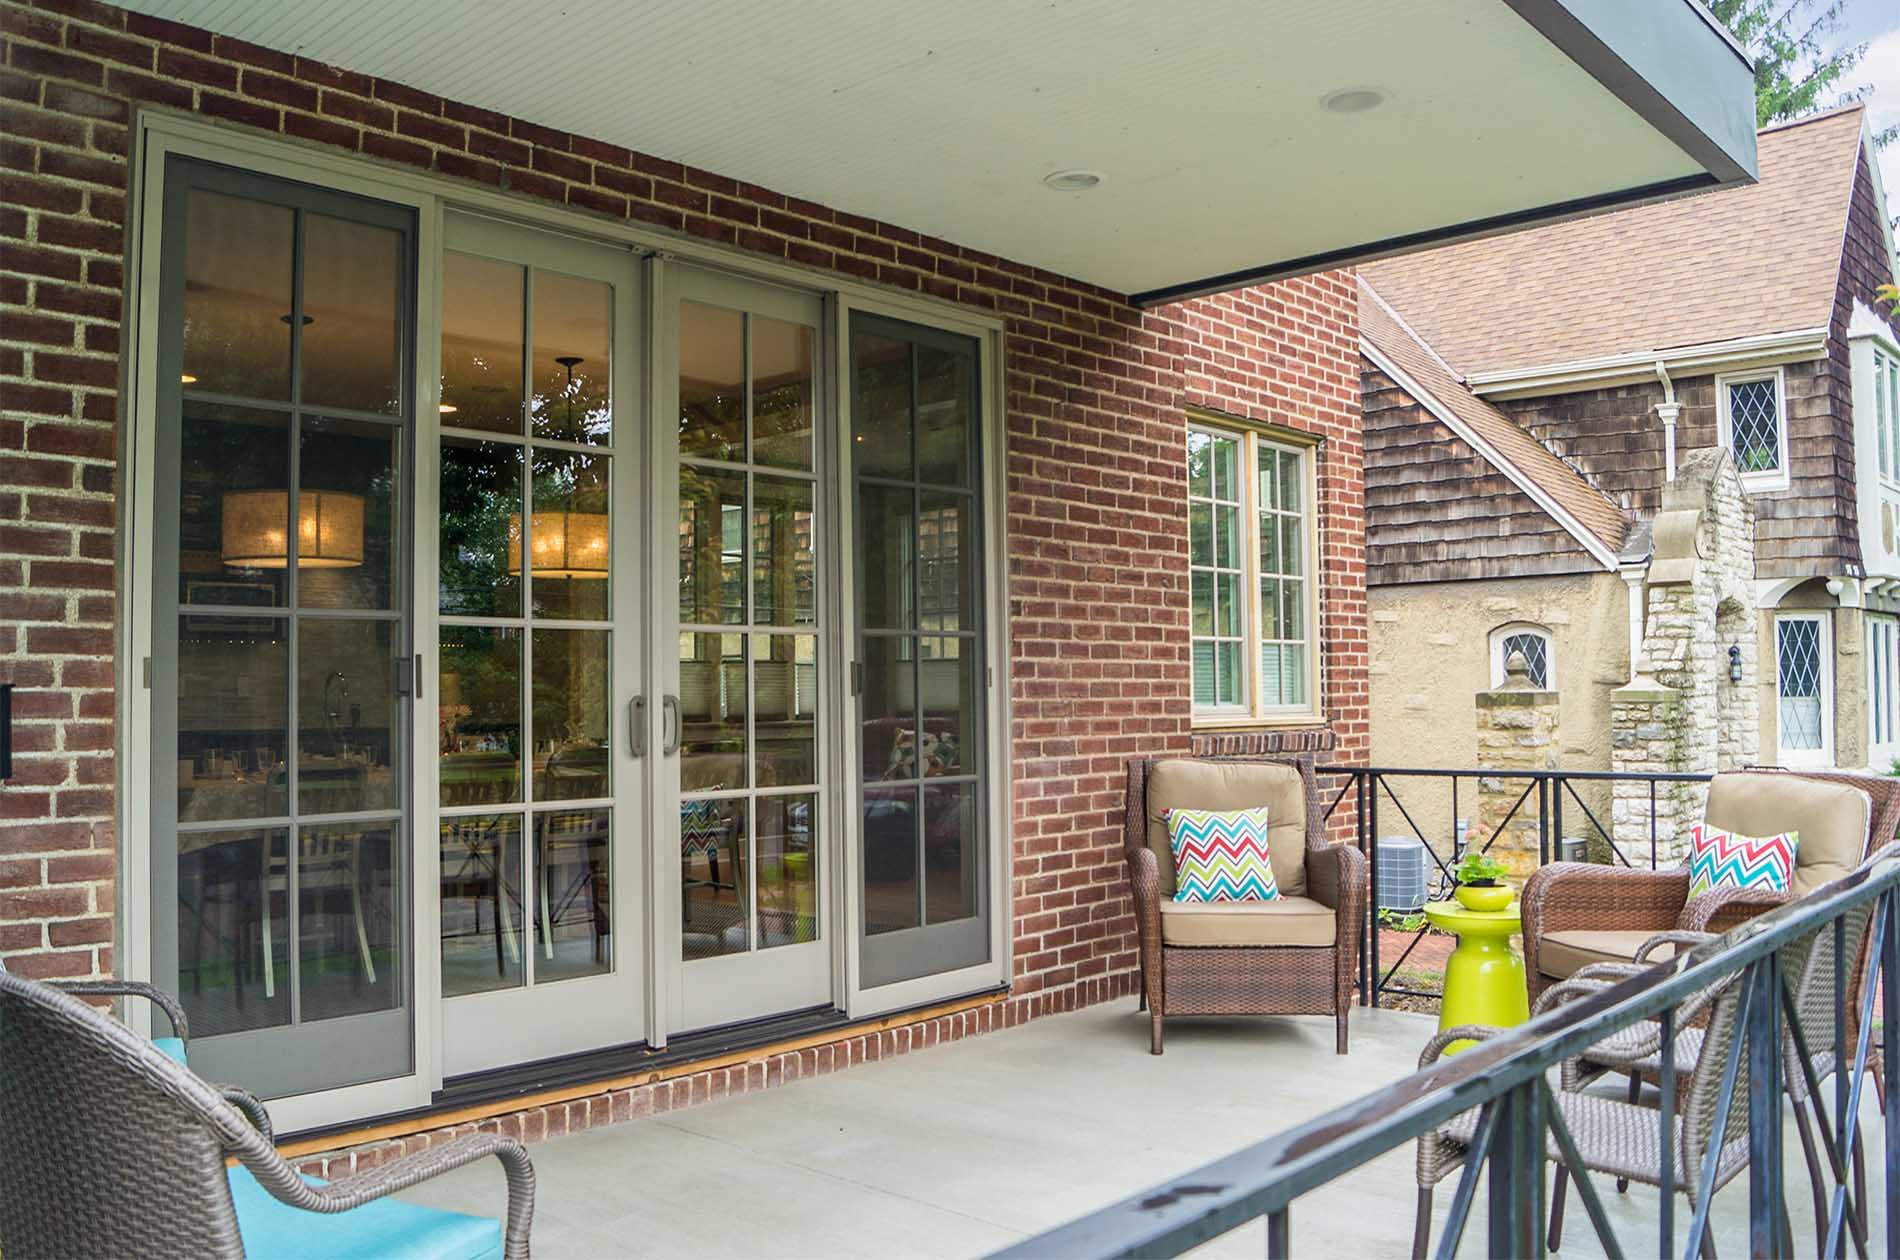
1704 772 1870 896
1539 930 1682 980
1144 759 1307 898
1160 896 1335 947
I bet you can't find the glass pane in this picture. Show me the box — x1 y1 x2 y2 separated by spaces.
1257 446 1276 512
535 808 611 981
756 634 817 787
853 332 911 478
917 341 973 487
439 626 522 806
183 190 292 401
752 317 814 470
180 403 289 608
299 416 396 610
1191 640 1215 706
1216 640 1242 706
1213 503 1238 569
177 615 287 823
1729 380 1780 473
923 782 978 925
1281 579 1303 644
1214 572 1239 637
297 820 400 1021
753 476 815 627
860 636 917 784
175 826 289 1035
679 301 743 461
1277 644 1307 707
1280 516 1302 577
919 637 974 776
1259 511 1280 574
862 784 920 936
298 619 395 814
1190 571 1213 636
757 794 818 948
440 438 522 617
1211 434 1238 502
1187 431 1211 499
858 484 913 631
528 449 610 621
440 252 525 436
531 271 612 444
301 214 402 415
919 492 971 633
1261 577 1281 638
440 812 524 996
1278 449 1302 513
678 465 745 626
682 797 747 958
532 628 610 801
1188 502 1211 568
679 632 746 792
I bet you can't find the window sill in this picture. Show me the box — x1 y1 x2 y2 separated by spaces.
1739 472 1790 494
1191 714 1326 732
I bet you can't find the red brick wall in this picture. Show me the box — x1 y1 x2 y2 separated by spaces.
0 0 1363 1012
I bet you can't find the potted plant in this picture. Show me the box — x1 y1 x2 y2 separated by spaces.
1452 850 1513 912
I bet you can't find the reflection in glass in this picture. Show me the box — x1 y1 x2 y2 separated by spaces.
755 635 816 787
300 416 398 610
918 492 970 633
298 619 395 815
439 813 524 996
678 465 745 625
757 794 817 948
862 785 919 936
852 332 911 478
183 190 293 401
857 484 912 631
923 782 978 925
679 301 743 461
179 404 290 607
752 476 814 627
440 626 522 806
917 342 972 487
533 628 610 801
678 632 745 793
302 214 402 415
177 616 288 823
298 820 401 1021
441 252 526 435
175 826 289 1036
535 809 611 980
752 317 814 470
526 449 610 621
918 638 973 777
858 636 914 783
681 797 747 959
440 438 522 617
531 271 612 444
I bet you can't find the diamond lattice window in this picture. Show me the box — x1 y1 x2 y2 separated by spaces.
1776 618 1824 752
1500 632 1550 688
1727 378 1781 477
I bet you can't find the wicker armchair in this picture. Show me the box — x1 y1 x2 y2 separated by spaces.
1521 768 1900 1006
1125 755 1365 1055
0 967 535 1260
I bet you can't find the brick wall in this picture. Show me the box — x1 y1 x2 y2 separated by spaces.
0 0 1362 1049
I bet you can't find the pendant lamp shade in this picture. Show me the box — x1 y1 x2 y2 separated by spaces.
221 489 366 569
507 511 610 579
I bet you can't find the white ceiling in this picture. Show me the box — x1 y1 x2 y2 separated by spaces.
129 0 1730 300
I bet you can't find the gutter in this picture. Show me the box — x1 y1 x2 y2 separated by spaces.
1464 326 1830 399
1654 360 1679 481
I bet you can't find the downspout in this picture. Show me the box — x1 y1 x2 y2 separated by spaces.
1654 360 1679 481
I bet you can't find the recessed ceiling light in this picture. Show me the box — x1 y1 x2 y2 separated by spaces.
180 373 197 384
1042 169 1104 192
439 403 458 415
1321 86 1388 115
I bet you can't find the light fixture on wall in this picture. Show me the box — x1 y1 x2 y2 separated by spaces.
221 489 366 569
1728 644 1743 684
506 354 609 580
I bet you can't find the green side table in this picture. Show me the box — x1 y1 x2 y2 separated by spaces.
1423 899 1531 1053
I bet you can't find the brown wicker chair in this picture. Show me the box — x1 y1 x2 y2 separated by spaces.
1521 767 1900 1007
0 967 535 1259
1125 754 1365 1055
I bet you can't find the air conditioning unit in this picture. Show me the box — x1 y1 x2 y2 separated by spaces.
1376 835 1428 913
1559 835 1588 864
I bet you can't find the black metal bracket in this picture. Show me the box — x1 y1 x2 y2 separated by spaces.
0 682 12 781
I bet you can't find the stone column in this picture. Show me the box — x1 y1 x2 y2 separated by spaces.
1474 651 1558 882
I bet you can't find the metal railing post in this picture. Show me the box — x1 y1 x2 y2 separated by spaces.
1367 773 1380 1009
1885 889 1899 1260
1356 770 1369 1007
1487 1080 1546 1260
1551 773 1564 863
1746 955 1786 1257
1266 1208 1289 1259
1536 775 1549 866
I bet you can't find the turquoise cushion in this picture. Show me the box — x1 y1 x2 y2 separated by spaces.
229 1167 503 1260
151 1036 187 1065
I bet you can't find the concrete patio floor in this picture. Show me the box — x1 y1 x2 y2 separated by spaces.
403 1000 1889 1258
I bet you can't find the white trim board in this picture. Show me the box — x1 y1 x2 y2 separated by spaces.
1360 336 1621 572
1463 326 1830 399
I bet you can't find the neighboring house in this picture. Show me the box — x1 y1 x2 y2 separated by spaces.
1362 107 1900 819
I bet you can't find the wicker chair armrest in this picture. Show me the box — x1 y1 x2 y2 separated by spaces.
1531 974 1626 1016
1126 845 1164 1013
47 978 188 1041
1679 886 1792 934
1521 862 1688 987
218 1085 274 1142
1310 842 1365 998
1635 929 1717 962
1418 1024 1501 1068
234 1133 535 1260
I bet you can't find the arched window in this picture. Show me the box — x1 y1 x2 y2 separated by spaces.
1490 623 1555 689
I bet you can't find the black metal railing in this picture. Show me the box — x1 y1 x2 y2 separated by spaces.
992 853 1900 1259
1316 766 1712 1007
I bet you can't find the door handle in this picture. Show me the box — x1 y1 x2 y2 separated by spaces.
662 694 681 757
629 696 647 758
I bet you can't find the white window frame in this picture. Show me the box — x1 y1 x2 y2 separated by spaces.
1868 613 1900 771
1774 611 1833 768
1488 622 1556 690
1876 348 1900 491
1186 417 1321 725
1715 367 1790 493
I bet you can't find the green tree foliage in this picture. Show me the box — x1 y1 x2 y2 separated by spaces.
1707 0 1897 147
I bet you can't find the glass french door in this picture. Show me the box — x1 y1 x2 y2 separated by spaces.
664 267 831 1032
1870 615 1899 769
1776 613 1831 768
149 159 416 1099
435 213 643 1074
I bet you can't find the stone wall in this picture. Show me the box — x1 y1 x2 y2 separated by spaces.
1472 652 1558 881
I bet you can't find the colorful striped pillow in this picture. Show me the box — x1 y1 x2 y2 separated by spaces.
1166 805 1281 903
1686 822 1798 898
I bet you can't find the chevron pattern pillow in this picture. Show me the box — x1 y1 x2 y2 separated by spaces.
1166 805 1281 903
1686 822 1798 898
